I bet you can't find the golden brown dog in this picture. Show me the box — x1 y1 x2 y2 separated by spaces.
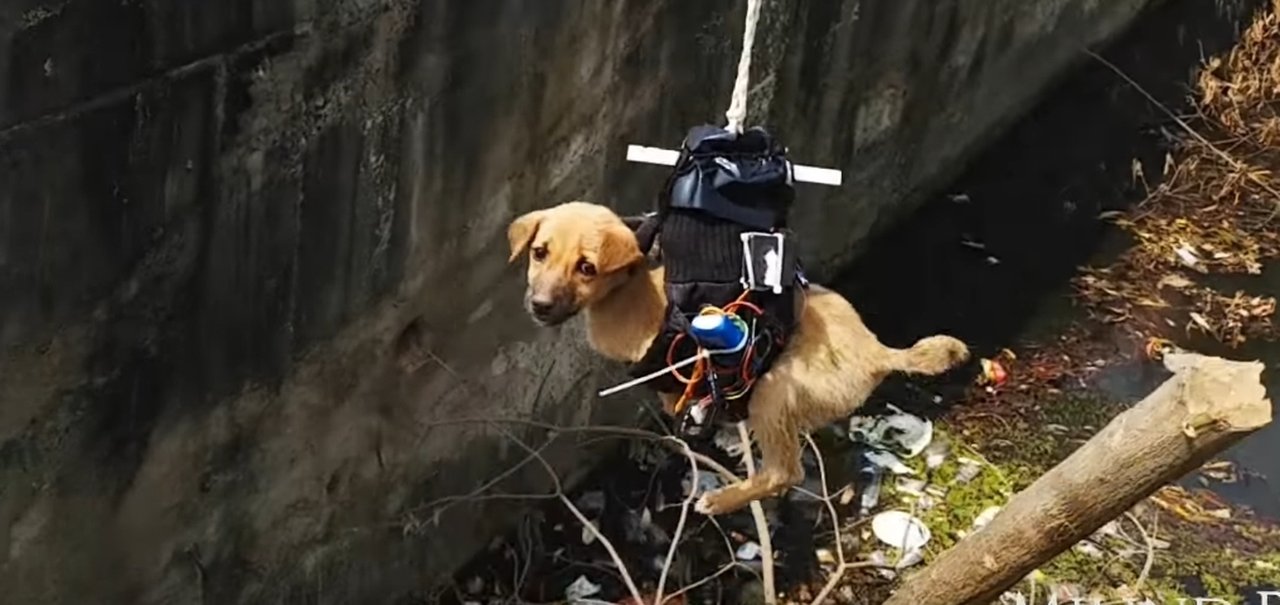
507 201 970 515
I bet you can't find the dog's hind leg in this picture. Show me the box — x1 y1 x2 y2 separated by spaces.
888 334 970 376
695 386 803 515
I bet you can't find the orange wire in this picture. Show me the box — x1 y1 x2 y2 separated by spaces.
668 289 761 416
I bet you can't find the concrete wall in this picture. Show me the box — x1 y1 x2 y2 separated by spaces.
0 0 1156 602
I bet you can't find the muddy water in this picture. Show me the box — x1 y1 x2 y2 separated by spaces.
831 0 1278 518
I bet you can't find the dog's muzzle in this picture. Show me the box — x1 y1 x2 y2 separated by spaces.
525 292 575 326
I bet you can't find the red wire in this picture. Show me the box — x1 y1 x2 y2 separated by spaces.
664 289 781 414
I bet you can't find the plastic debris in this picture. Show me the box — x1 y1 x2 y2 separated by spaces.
999 591 1027 605
1052 584 1086 603
896 477 928 497
1200 460 1239 483
564 575 602 602
1073 540 1104 558
816 548 837 565
895 548 925 570
954 457 982 484
971 506 1001 532
848 405 934 458
1175 242 1201 269
865 450 915 476
868 550 897 579
858 459 885 514
682 470 722 497
978 358 1009 387
735 541 761 560
923 439 950 471
1093 520 1120 540
871 510 932 551
837 484 856 506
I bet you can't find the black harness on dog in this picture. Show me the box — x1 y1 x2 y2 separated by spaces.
627 125 808 433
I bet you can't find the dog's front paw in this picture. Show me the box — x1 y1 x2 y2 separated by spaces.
695 489 735 516
695 493 717 516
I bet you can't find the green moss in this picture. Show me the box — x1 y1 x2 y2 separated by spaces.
830 385 1280 602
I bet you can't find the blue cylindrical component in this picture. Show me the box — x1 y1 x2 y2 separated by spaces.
689 313 747 352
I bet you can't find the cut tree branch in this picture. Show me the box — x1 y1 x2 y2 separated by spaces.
884 352 1272 605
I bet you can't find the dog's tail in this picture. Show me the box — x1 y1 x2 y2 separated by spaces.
889 335 970 376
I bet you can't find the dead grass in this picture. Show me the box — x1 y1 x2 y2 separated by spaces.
1072 0 1280 347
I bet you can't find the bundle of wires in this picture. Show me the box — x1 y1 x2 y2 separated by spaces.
666 290 783 420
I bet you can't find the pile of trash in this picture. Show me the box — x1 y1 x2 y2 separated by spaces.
439 395 1041 605
441 337 1275 604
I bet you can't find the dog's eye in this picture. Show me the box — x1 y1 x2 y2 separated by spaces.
577 259 597 277
532 245 549 262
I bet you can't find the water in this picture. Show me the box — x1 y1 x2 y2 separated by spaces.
830 0 1278 518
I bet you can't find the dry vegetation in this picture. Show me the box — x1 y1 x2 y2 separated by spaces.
1073 1 1280 347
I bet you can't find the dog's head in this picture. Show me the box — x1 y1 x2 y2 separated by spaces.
507 201 645 326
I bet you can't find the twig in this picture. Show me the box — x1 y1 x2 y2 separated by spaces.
803 434 886 605
485 422 646 605
800 434 899 604
655 439 699 605
664 560 743 604
411 438 558 517
513 515 537 599
424 416 815 497
737 421 778 605
414 357 746 603
1085 49 1280 216
1123 511 1156 592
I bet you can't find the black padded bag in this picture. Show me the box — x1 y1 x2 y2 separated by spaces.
627 125 804 424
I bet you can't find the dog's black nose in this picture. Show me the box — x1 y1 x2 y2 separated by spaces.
530 299 555 318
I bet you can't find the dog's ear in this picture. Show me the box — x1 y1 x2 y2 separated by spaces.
597 223 644 274
507 209 547 263
620 214 648 232
620 212 660 256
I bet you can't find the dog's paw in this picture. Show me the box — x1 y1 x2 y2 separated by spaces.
695 489 735 516
695 494 716 515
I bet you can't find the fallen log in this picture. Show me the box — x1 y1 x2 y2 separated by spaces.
884 352 1272 605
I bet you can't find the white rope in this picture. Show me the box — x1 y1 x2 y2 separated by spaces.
723 0 763 134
